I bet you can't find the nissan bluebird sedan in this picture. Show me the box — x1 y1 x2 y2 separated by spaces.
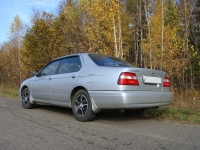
19 53 172 122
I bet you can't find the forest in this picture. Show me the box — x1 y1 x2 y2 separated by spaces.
0 0 199 111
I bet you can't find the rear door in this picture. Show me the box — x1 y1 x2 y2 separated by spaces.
50 56 82 104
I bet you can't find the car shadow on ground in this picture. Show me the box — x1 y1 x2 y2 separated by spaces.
34 104 74 116
33 104 150 121
95 110 147 122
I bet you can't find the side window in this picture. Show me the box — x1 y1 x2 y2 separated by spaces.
58 56 81 74
40 59 62 76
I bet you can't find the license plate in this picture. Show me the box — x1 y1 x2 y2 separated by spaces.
142 76 161 84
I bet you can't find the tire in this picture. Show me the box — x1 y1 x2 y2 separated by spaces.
21 88 34 109
124 108 145 117
72 89 96 122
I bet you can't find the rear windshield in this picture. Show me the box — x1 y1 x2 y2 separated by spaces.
88 54 134 67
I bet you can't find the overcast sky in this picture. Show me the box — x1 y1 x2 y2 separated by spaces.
0 0 59 44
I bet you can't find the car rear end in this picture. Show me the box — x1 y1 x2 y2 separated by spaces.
82 54 172 110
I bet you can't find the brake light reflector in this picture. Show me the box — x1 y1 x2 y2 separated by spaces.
163 76 170 87
118 72 139 85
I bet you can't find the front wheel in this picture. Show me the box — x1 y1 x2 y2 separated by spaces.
21 88 34 109
72 89 96 122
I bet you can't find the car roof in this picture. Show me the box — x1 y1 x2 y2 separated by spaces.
53 53 89 61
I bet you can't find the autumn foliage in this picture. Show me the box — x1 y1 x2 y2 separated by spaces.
0 0 200 110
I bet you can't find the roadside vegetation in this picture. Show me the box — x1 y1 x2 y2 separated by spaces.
0 0 199 123
144 108 200 124
0 87 18 97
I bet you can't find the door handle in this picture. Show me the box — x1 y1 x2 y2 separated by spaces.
71 75 76 79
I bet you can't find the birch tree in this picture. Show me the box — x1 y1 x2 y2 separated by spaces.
9 15 24 84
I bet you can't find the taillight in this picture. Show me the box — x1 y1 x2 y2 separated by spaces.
118 72 139 85
163 76 170 87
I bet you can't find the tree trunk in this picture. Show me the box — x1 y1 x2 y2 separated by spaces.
160 0 164 71
118 0 123 59
144 0 152 69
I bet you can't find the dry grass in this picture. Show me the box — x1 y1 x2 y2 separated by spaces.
0 86 18 97
171 89 200 112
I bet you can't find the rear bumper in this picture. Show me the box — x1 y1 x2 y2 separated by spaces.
89 91 172 109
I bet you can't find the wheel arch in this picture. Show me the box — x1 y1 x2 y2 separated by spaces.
21 86 28 95
70 86 101 113
70 86 88 103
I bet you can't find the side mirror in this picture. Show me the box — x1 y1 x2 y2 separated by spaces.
33 71 39 76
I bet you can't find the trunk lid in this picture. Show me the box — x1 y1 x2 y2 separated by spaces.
128 68 168 91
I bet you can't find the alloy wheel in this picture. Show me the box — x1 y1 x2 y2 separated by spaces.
74 95 88 116
22 90 29 106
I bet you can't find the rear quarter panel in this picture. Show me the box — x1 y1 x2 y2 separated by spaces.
79 54 140 91
78 54 171 92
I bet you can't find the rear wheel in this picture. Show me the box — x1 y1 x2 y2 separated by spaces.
124 108 145 117
21 88 34 109
72 89 96 122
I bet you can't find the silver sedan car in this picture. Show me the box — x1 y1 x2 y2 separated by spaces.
19 53 172 121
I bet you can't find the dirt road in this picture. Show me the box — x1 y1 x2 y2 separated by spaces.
0 96 199 150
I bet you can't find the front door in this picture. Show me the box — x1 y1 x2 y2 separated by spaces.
31 59 62 102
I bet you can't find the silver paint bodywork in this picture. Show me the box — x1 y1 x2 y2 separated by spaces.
19 53 172 113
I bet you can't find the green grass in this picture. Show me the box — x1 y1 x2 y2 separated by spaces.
0 88 18 97
144 107 200 124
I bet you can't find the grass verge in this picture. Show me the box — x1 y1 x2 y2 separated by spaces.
144 107 200 124
0 88 18 97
